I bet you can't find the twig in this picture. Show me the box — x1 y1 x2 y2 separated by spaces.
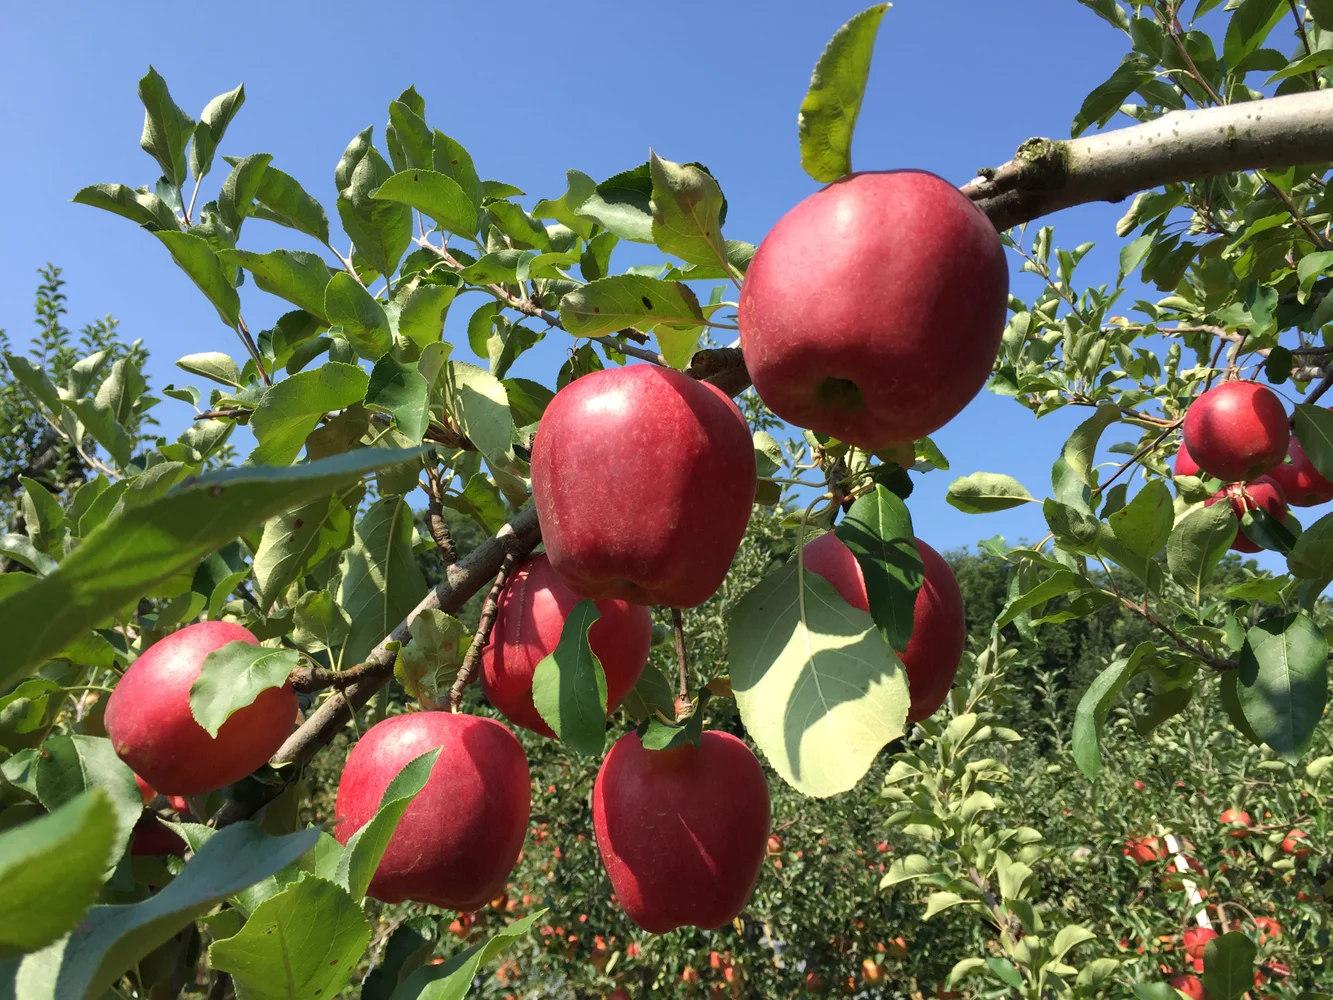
234 316 272 387
1094 419 1183 494
449 550 521 710
1304 369 1333 407
423 464 457 565
1115 595 1238 672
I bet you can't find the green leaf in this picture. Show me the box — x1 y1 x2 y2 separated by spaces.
1237 612 1328 762
176 351 242 387
797 4 889 182
216 153 272 235
0 534 57 576
366 356 429 441
730 559 909 797
360 917 436 1000
220 249 331 320
393 611 470 710
559 275 704 337
334 748 441 901
137 66 195 187
531 601 609 755
1167 502 1237 602
387 98 432 170
448 363 515 473
71 184 178 231
209 874 368 1000
996 569 1088 628
568 164 653 242
1108 479 1174 559
648 152 731 273
0 449 422 688
923 891 970 920
1131 985 1180 1000
337 141 411 278
248 363 370 466
0 790 118 960
441 474 506 535
1062 404 1120 486
619 664 676 724
250 165 330 245
372 169 478 239
0 678 64 751
1294 403 1333 483
251 488 359 607
1071 642 1152 779
395 283 457 349
1223 0 1286 71
833 486 923 652
72 397 132 469
1202 931 1257 1000
2 355 61 414
34 736 141 865
153 232 240 327
485 201 550 251
324 272 392 360
292 590 351 654
946 472 1035 513
189 642 299 739
431 131 484 213
1288 509 1333 580
1072 57 1155 136
190 83 245 181
388 911 545 1000
337 496 428 666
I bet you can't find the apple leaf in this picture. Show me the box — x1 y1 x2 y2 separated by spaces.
558 275 704 338
366 355 430 441
834 485 923 653
34 736 143 867
1167 502 1236 602
798 4 889 183
1237 611 1328 762
251 486 362 608
532 600 609 755
945 472 1036 513
372 169 478 240
729 559 909 797
324 272 392 361
1062 403 1120 486
620 664 676 723
392 610 471 710
0 789 119 960
189 641 298 738
217 248 331 321
1286 508 1333 579
1108 478 1174 559
247 363 370 467
153 231 240 328
338 496 429 667
1071 641 1153 779
388 910 546 1000
648 151 730 272
1202 931 1256 1000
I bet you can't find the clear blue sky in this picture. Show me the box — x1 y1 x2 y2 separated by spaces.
0 0 1219 558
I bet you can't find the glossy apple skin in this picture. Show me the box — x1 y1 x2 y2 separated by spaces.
481 554 652 738
1174 440 1200 478
1169 973 1208 1000
593 730 770 933
1269 432 1333 507
802 532 965 722
1182 381 1289 482
738 170 1009 450
105 622 297 796
1204 476 1286 553
333 711 530 911
530 364 756 608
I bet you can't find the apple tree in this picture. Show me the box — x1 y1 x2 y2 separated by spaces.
1 1 1331 998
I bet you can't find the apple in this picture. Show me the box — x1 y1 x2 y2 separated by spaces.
1219 808 1252 838
860 958 884 985
105 621 297 796
481 554 652 738
1181 381 1289 482
134 773 156 806
802 532 965 722
1253 916 1282 943
129 814 186 857
885 936 908 958
333 711 530 911
1133 780 1146 791
1183 926 1217 962
1169 973 1208 1000
804 972 826 993
1203 477 1287 553
1174 440 1201 478
593 730 770 933
530 364 756 608
1269 432 1333 507
1124 836 1166 865
1282 829 1310 857
767 835 784 856
737 170 1008 450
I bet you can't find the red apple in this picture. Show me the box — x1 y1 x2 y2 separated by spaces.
1253 916 1282 943
129 814 186 857
530 364 756 608
738 171 1008 450
804 972 826 993
1282 829 1311 857
1269 432 1333 507
1203 477 1286 553
593 730 770 933
1169 973 1208 1000
481 554 652 738
334 711 530 911
105 622 297 796
1219 808 1252 838
1175 440 1201 478
134 773 156 806
1183 926 1217 962
1182 381 1289 482
861 959 884 985
802 532 965 722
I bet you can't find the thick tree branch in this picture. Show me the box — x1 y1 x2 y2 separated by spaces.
963 90 1333 230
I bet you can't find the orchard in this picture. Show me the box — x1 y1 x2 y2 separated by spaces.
2 3 1333 999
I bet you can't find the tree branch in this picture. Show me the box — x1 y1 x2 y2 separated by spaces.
962 90 1333 230
449 550 520 710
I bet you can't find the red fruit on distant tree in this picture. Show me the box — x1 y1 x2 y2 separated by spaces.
530 365 756 608
1269 431 1333 506
593 730 770 933
1169 973 1208 1000
1253 916 1282 943
1124 836 1166 865
1182 381 1289 482
1282 829 1311 857
738 170 1009 450
1183 926 1217 964
1133 780 1146 791
803 972 826 993
105 622 297 796
860 959 884 985
334 711 530 911
767 835 784 856
802 532 965 722
1219 808 1252 838
1174 440 1201 478
1204 477 1287 553
481 554 652 738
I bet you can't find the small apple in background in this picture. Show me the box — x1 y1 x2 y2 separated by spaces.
530 364 756 609
1183 926 1217 963
1282 829 1311 857
1174 440 1201 478
334 711 530 911
1169 973 1208 1000
803 971 826 993
1219 808 1252 838
1123 836 1166 865
481 554 652 738
1203 477 1287 553
802 532 965 722
1181 381 1289 482
1269 430 1333 506
1253 916 1282 944
738 170 1008 450
860 958 884 985
105 621 297 796
1133 780 1146 791
593 730 770 933
767 835 784 856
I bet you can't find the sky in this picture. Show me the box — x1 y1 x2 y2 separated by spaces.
0 0 1249 559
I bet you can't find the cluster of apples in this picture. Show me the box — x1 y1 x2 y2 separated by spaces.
1176 379 1332 551
104 169 1006 932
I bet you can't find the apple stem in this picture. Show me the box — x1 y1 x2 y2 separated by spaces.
449 550 522 712
671 608 690 710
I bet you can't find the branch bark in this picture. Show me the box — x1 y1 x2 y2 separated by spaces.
962 90 1333 230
